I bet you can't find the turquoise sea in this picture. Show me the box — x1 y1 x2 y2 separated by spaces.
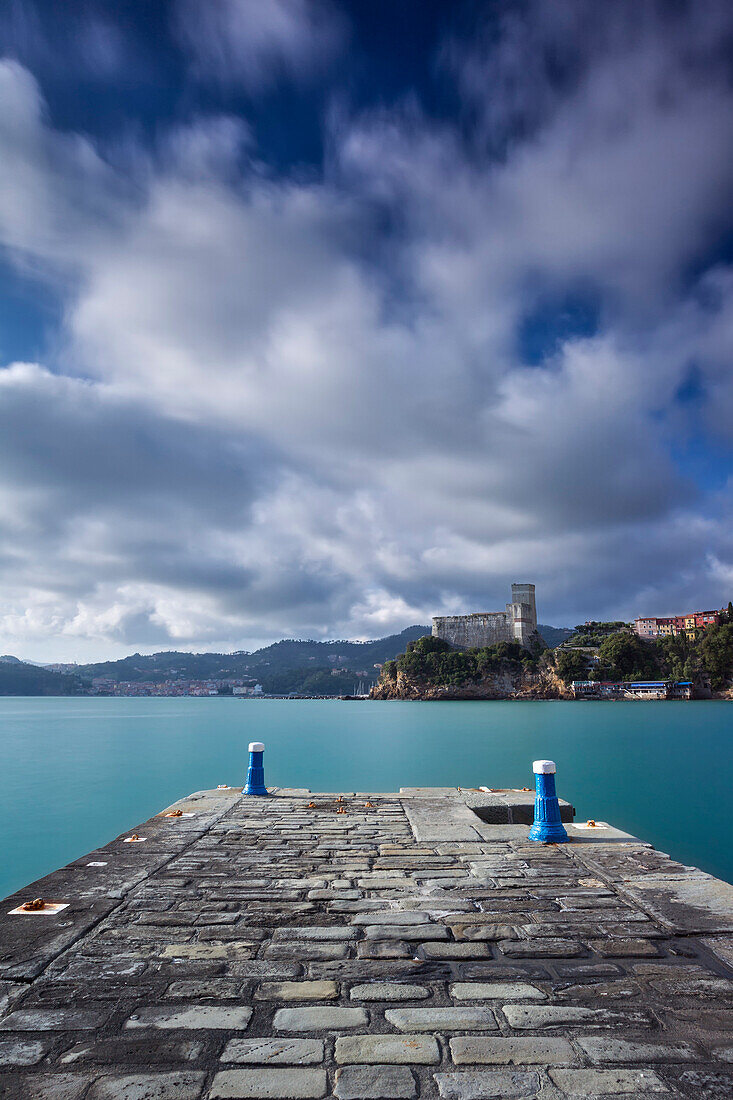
1 696 731 901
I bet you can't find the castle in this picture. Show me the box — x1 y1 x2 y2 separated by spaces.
432 583 538 650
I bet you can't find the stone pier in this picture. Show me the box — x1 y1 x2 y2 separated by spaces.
1 785 732 1098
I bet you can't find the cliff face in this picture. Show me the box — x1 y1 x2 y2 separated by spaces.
371 664 572 700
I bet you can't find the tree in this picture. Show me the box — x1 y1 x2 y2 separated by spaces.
699 623 733 689
555 650 590 684
596 633 657 680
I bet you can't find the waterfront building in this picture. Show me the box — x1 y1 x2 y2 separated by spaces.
634 608 722 639
432 582 538 650
572 679 693 699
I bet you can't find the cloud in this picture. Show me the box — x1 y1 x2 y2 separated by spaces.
0 0 132 81
175 0 344 90
0 2 732 660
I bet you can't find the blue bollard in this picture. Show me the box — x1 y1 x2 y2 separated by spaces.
244 741 268 796
528 759 569 843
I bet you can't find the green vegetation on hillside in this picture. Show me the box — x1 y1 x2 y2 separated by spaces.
698 623 733 689
554 649 590 684
254 668 368 696
384 616 733 694
73 627 431 684
383 635 538 688
0 661 82 696
554 618 733 688
537 624 573 647
563 621 630 647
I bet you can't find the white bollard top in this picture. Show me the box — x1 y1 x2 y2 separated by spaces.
533 759 556 774
249 742 265 753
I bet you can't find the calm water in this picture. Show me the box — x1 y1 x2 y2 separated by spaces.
1 696 731 900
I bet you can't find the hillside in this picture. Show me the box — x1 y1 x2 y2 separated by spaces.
537 624 573 647
61 627 431 685
372 620 733 699
66 623 571 684
372 636 567 700
0 659 82 696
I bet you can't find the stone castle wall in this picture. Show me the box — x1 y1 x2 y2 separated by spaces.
432 583 537 649
431 612 514 649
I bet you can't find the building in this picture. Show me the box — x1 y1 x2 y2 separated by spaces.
432 583 538 650
634 609 723 639
572 680 694 700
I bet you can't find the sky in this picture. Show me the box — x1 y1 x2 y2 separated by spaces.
1 0 733 662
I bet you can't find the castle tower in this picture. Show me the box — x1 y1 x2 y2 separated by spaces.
510 583 537 646
433 582 537 650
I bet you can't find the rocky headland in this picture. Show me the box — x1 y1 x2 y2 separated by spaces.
371 664 570 700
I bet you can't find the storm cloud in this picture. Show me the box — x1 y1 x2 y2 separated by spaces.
0 0 732 660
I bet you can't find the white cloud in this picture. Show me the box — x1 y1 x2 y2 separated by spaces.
175 0 344 90
0 2 733 660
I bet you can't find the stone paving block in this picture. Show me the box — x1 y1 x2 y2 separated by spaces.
59 1038 205 1064
498 939 586 958
385 1008 498 1032
161 944 256 960
208 1067 328 1098
330 902 385 914
502 1004 654 1029
165 979 242 999
256 981 339 1001
433 1070 543 1098
0 1037 52 1065
272 927 356 941
357 941 412 959
333 1065 416 1098
309 890 361 900
675 1070 733 1098
554 963 622 978
449 924 518 942
0 1072 91 1099
449 1036 576 1065
449 982 546 1001
222 1038 324 1064
0 1006 112 1031
651 976 733 997
87 1072 207 1099
335 1035 440 1065
306 960 426 981
349 983 429 1001
226 962 302 980
576 1037 698 1063
364 925 449 942
125 1005 253 1030
351 912 430 925
419 942 491 960
548 1067 670 1094
553 979 641 1001
264 942 350 960
274 1007 369 1031
589 939 660 957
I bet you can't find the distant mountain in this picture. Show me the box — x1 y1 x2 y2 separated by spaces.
72 627 432 684
3 624 572 694
538 624 574 647
0 660 83 696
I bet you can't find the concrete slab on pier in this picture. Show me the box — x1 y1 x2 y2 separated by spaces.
0 786 732 1098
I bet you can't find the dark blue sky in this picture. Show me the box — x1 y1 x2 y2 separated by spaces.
1 0 733 660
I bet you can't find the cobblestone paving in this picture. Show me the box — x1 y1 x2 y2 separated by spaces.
1 786 732 1098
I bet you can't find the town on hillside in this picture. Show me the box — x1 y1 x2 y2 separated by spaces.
375 586 733 701
3 593 733 699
